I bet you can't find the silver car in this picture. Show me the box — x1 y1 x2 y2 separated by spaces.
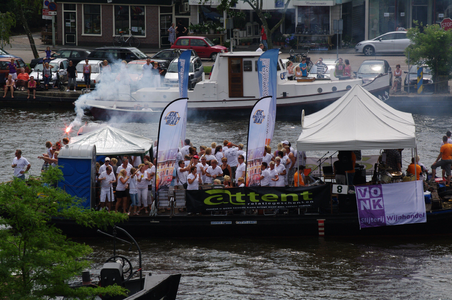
355 31 411 56
30 58 69 85
75 60 103 89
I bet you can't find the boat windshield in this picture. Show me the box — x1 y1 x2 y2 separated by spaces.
167 61 194 73
358 63 383 74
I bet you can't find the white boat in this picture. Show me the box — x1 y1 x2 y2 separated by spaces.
82 51 390 122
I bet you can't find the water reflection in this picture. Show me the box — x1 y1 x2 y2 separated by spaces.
82 236 452 299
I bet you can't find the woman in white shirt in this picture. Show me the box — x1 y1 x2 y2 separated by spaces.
128 167 139 216
136 164 149 214
269 161 278 187
177 160 190 189
275 157 286 187
116 169 129 214
187 166 202 190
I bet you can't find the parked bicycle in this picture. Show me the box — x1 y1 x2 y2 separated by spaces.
113 29 141 48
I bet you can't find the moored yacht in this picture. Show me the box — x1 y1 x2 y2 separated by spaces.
82 51 390 122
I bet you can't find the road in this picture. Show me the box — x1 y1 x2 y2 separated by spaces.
5 33 411 73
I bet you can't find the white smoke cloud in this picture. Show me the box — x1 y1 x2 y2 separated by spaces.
68 59 164 131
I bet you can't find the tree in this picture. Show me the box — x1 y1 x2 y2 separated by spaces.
0 166 129 299
405 23 452 93
0 12 16 48
206 0 292 50
12 0 41 58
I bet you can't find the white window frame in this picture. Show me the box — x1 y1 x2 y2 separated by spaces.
62 3 78 46
113 5 147 38
82 4 102 36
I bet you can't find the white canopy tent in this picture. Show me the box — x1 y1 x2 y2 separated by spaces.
297 85 416 152
70 125 153 156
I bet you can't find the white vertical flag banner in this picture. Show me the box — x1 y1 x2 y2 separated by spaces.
246 96 273 186
257 49 278 145
156 98 188 191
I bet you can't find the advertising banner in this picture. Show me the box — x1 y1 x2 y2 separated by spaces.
246 96 272 187
155 98 188 191
178 49 191 99
355 181 426 229
257 49 278 145
186 185 331 213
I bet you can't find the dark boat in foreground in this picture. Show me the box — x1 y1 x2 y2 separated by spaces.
68 226 181 299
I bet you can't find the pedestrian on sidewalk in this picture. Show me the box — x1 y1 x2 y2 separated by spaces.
66 60 77 92
391 64 402 93
83 59 91 91
260 25 268 50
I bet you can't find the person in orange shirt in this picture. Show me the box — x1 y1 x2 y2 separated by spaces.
407 157 422 180
294 166 305 187
431 136 452 186
16 68 29 90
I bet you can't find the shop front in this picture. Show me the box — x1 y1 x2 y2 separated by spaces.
367 0 452 40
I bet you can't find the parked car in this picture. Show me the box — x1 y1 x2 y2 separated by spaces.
150 48 198 72
356 59 392 85
0 57 30 85
87 47 148 63
30 58 69 87
307 59 337 79
171 36 227 61
355 31 411 56
164 56 205 88
404 65 433 92
30 48 91 68
0 49 19 58
75 60 103 89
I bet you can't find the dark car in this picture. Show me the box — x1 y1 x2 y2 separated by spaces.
356 59 392 86
87 47 148 63
404 65 433 92
150 48 198 71
0 57 30 85
0 48 19 58
171 36 227 61
30 48 90 68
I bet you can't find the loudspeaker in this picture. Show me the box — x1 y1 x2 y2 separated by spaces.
338 194 357 213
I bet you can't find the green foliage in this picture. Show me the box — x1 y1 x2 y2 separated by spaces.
406 22 452 90
0 12 16 47
0 166 128 299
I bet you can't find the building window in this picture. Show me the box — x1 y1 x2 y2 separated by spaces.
115 5 145 36
64 4 76 11
83 4 101 35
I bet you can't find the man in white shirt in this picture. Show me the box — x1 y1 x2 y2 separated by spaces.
12 149 31 180
235 155 246 186
180 139 191 158
117 157 132 176
205 159 222 184
98 166 116 211
225 142 239 179
260 162 270 186
98 157 111 175
256 44 264 52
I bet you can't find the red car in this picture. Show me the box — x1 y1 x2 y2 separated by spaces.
171 36 227 61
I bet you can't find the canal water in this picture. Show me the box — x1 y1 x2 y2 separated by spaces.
2 107 452 299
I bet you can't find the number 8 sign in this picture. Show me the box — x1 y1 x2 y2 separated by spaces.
332 184 348 194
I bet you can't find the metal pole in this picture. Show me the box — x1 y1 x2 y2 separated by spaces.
336 29 338 60
407 51 410 93
52 15 55 47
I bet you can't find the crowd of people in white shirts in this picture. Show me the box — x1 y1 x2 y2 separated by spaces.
93 138 307 215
